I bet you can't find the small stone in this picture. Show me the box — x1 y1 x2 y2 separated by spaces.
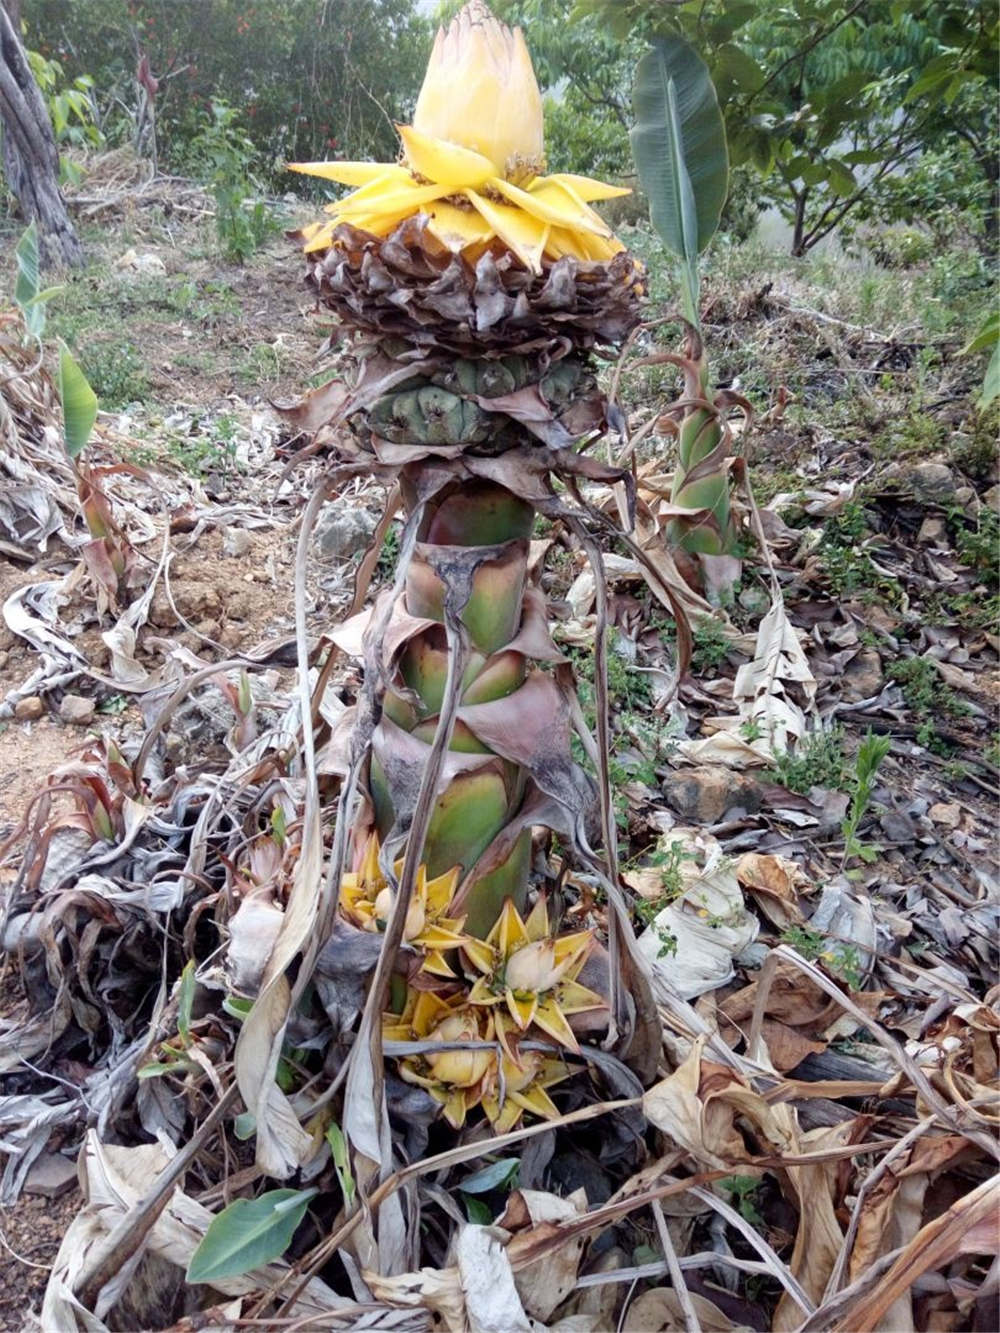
842 648 883 701
916 517 946 545
115 248 166 277
880 810 918 842
14 695 43 720
662 766 763 824
24 1151 78 1199
907 461 955 506
317 503 378 559
928 801 961 829
983 484 1000 514
222 528 252 558
59 694 96 725
954 485 975 506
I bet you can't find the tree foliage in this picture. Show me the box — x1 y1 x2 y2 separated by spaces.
22 0 429 185
498 0 998 253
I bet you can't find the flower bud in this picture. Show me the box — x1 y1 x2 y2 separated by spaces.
374 886 426 941
504 939 562 993
413 0 544 180
427 1013 493 1087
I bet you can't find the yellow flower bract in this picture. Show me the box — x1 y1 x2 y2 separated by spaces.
289 1 629 273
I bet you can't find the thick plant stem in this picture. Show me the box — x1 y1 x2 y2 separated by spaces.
370 469 549 938
666 327 738 557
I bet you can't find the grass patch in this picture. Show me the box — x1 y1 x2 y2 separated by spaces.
888 656 972 750
769 725 846 794
81 340 149 408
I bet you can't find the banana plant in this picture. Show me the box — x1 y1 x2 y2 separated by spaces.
631 36 747 574
276 0 660 1149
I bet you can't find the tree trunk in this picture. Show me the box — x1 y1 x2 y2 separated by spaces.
791 186 808 257
0 1 82 267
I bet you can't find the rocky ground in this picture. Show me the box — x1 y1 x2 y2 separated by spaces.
0 174 996 1328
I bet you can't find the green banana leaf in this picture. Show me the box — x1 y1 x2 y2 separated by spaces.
58 340 98 458
14 222 62 339
630 35 729 323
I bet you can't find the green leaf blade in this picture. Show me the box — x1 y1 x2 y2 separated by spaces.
630 35 729 262
57 340 98 459
186 1188 317 1284
14 222 40 313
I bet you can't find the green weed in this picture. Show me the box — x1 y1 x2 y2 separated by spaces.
718 1175 764 1226
952 508 999 587
841 730 891 868
691 619 730 674
375 523 400 583
780 924 864 989
633 840 691 931
769 726 846 794
889 657 971 749
80 341 148 408
190 100 279 264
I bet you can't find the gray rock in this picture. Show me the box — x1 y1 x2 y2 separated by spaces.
916 516 946 545
24 1151 78 1199
842 648 883 701
317 504 378 559
14 695 43 721
59 693 96 725
222 527 252 558
907 461 955 505
662 765 763 824
983 484 1000 514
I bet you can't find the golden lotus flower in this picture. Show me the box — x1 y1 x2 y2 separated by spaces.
289 0 629 272
464 897 606 1053
339 833 467 977
388 987 567 1131
391 990 498 1128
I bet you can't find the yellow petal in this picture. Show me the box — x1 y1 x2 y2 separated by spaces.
465 189 548 272
533 997 581 1053
463 938 496 976
426 201 494 252
424 864 461 916
551 929 593 966
413 5 542 176
360 833 382 886
511 1083 561 1120
523 896 550 942
398 124 496 189
492 898 532 957
288 160 408 186
505 988 537 1031
486 1094 524 1134
577 230 623 262
556 979 608 1015
544 226 590 261
420 950 457 979
492 177 610 237
412 990 454 1036
334 180 450 219
382 1017 415 1042
467 976 500 1007
440 1088 470 1129
539 172 631 202
398 1060 435 1089
415 923 466 947
303 224 335 253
